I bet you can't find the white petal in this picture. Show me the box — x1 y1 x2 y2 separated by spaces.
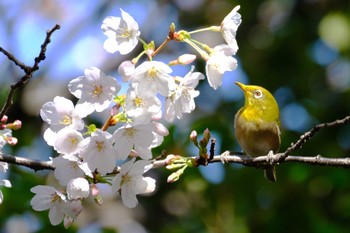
121 187 138 208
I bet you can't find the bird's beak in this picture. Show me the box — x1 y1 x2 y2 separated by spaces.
235 82 247 92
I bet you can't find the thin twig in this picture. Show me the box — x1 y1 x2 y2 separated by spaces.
282 115 350 158
0 24 61 119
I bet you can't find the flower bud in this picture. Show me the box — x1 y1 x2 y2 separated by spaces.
190 130 199 147
167 171 180 183
1 115 8 124
91 184 100 196
67 178 90 200
7 120 22 130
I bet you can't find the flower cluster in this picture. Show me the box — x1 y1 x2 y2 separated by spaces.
0 115 21 204
30 5 241 227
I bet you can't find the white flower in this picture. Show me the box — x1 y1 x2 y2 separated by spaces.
0 129 12 150
112 123 155 160
205 45 237 90
67 178 90 200
30 185 67 226
78 130 115 175
221 5 242 52
130 61 176 97
165 67 204 122
112 158 155 208
54 128 83 154
68 67 121 117
53 154 92 186
0 162 11 204
101 9 140 54
40 96 84 146
118 60 135 82
124 87 162 124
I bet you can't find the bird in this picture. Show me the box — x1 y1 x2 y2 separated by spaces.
234 82 281 182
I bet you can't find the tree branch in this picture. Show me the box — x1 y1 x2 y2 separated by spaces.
282 115 350 157
0 154 54 171
0 24 61 119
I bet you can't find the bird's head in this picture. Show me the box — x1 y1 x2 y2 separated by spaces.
235 82 279 121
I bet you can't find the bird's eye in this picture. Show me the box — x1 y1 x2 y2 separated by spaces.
253 90 263 99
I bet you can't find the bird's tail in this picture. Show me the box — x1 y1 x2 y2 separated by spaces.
264 166 276 182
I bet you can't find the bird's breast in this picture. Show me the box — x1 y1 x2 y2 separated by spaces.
234 110 280 156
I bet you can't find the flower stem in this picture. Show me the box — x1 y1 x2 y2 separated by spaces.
152 37 171 58
189 26 220 34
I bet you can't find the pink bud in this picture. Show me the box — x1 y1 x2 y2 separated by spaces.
1 115 8 124
190 130 197 140
167 172 179 183
7 120 22 130
91 184 100 197
165 154 176 164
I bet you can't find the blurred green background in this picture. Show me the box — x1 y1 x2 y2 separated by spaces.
1 0 350 232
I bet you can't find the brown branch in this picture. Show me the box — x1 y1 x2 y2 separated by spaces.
0 24 61 119
0 154 54 171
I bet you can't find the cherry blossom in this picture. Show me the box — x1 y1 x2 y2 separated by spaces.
205 45 238 90
130 61 176 97
112 123 156 160
124 87 162 124
221 5 242 52
54 128 83 154
52 154 92 186
165 67 205 122
101 9 140 54
68 67 121 117
78 130 115 175
40 96 84 146
30 185 82 226
112 158 155 208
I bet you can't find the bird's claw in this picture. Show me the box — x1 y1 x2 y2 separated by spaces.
220 151 230 164
267 150 276 166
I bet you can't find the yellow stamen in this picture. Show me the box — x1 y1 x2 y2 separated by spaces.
95 141 105 152
146 67 158 79
134 96 143 107
93 84 103 97
124 128 135 138
60 115 72 125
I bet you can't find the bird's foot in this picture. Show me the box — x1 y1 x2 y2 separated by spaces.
267 150 276 166
220 151 230 164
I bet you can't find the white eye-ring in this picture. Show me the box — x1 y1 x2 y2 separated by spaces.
253 90 263 99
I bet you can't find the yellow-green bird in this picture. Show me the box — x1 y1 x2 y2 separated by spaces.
234 82 281 182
